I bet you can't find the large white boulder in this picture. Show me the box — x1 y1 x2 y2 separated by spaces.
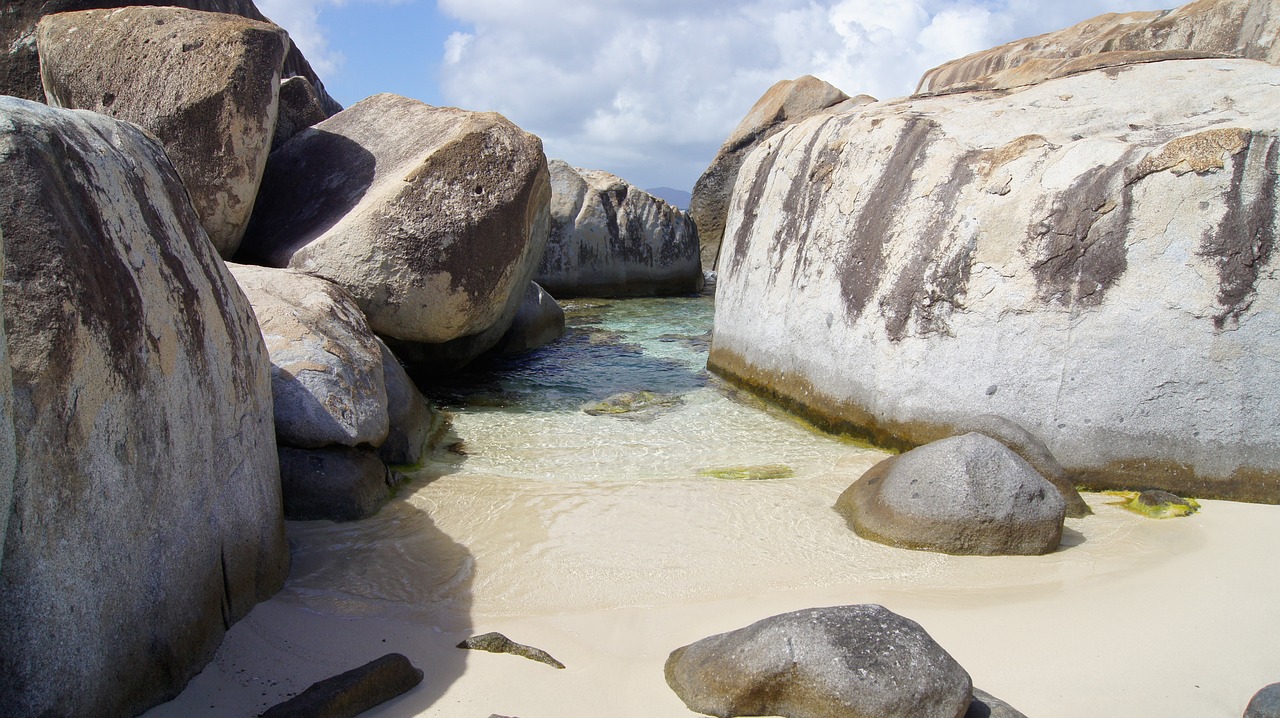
241 93 551 352
37 6 289 258
536 160 702 297
710 58 1280 502
0 97 286 717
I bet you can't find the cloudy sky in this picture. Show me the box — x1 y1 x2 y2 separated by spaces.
256 0 1166 191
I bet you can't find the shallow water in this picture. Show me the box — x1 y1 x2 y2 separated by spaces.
280 296 1175 624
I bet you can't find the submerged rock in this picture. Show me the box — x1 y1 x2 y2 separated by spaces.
916 0 1280 95
709 56 1280 502
835 434 1066 556
689 75 869 271
698 464 795 481
241 93 551 358
583 390 685 420
37 7 289 258
535 160 701 297
665 604 972 718
0 97 286 717
260 653 423 718
457 632 566 670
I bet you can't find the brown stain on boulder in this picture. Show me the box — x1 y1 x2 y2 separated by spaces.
1133 127 1251 178
1198 134 1278 330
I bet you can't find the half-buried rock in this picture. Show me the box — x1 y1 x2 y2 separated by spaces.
240 93 551 363
665 604 972 718
37 6 288 258
836 433 1066 555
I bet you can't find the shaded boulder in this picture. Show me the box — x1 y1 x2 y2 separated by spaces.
0 97 287 717
916 0 1280 95
708 57 1280 502
1 0 340 114
688 75 868 271
240 93 551 359
279 445 389 521
260 653 423 718
835 434 1066 556
229 264 389 450
377 339 445 467
953 414 1090 518
966 688 1029 718
665 604 972 718
1246 683 1280 718
0 231 12 572
535 160 701 297
37 6 289 258
272 74 329 151
492 281 565 354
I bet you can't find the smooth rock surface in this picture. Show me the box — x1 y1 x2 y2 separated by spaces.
272 75 329 151
709 58 1280 502
229 264 389 450
665 604 972 718
377 339 442 467
0 97 287 717
917 0 1280 95
688 75 865 271
1246 682 1280 718
953 414 1090 518
835 434 1066 556
37 6 288 258
1 0 340 114
260 653 423 718
536 160 701 297
278 445 389 521
492 281 565 354
241 93 551 351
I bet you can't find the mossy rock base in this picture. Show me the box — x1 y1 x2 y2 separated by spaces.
698 464 795 481
1107 490 1200 518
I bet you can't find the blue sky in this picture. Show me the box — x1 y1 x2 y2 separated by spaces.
257 0 1167 192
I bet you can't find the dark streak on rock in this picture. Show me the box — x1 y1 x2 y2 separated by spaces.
839 116 938 322
1024 150 1138 307
724 139 786 278
1200 135 1278 330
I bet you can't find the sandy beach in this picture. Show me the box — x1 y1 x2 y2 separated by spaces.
143 452 1280 718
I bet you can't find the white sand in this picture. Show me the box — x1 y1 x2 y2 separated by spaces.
143 480 1280 718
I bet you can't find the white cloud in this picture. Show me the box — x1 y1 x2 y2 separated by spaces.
255 0 344 75
431 0 1163 190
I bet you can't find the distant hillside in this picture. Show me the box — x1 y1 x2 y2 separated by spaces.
645 186 691 210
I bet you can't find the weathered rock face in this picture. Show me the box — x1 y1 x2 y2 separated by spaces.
37 7 287 258
709 58 1280 502
492 281 565 355
917 0 1280 95
240 93 552 352
952 414 1090 518
689 75 866 271
272 74 328 151
0 97 287 717
835 434 1066 556
278 445 389 521
0 230 13 573
377 339 442 467
229 264 389 450
1 0 341 114
665 604 973 718
535 160 701 297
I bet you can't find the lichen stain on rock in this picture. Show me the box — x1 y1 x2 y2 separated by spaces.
839 116 938 324
1198 134 1278 330
1132 127 1252 179
1024 150 1139 307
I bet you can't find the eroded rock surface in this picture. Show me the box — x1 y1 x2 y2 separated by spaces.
709 58 1280 501
689 75 868 271
917 0 1280 95
835 434 1067 556
38 6 288 257
241 93 551 356
536 160 701 297
0 97 286 717
665 604 972 718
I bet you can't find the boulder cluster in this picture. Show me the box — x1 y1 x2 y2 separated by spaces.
0 1 699 716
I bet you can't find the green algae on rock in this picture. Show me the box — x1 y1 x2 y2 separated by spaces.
698 464 795 481
583 390 685 418
1108 490 1200 519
